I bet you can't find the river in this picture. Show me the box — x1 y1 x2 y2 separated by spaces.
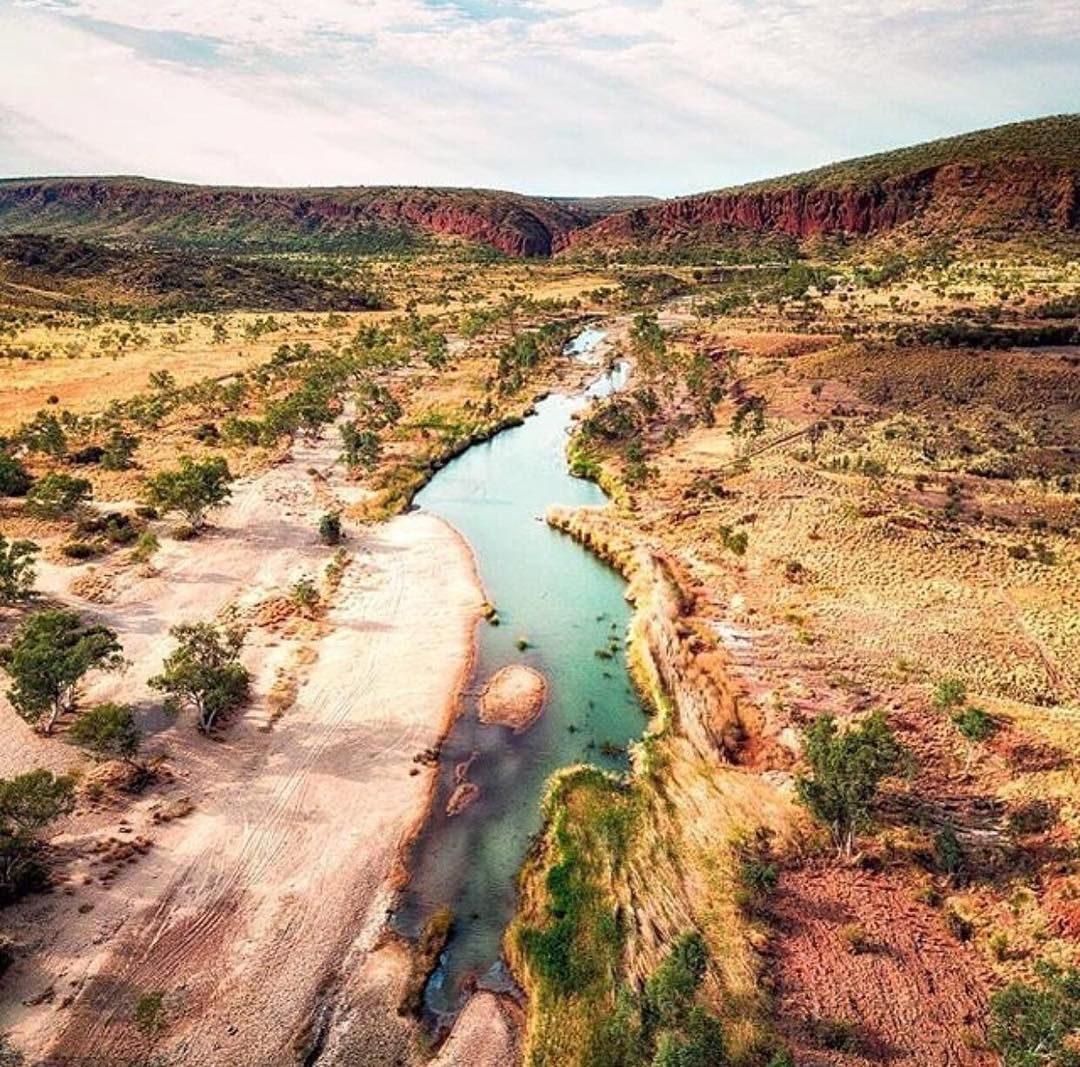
394 327 644 1021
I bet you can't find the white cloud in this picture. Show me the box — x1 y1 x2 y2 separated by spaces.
0 0 1077 194
12 0 462 51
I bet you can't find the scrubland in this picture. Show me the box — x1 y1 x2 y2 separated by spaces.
0 233 1076 1067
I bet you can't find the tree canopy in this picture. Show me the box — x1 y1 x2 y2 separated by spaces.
0 610 124 735
340 422 381 471
988 961 1080 1067
24 473 92 519
0 452 32 497
795 711 905 856
69 702 141 764
0 768 75 903
144 456 233 528
0 536 37 603
149 622 249 733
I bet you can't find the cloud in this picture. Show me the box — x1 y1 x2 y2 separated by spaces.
0 0 1077 194
12 0 463 51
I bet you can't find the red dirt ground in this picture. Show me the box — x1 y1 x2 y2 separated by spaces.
770 863 995 1066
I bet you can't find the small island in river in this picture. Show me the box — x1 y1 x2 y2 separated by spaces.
478 665 548 733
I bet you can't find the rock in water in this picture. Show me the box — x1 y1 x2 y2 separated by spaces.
478 665 547 733
446 781 480 816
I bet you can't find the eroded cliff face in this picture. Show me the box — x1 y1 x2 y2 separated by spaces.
547 505 754 764
561 161 1080 253
0 179 585 256
509 507 798 1066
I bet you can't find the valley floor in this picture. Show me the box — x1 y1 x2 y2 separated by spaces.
0 245 1077 1067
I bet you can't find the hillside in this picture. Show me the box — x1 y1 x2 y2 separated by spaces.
0 178 594 257
563 114 1080 255
0 233 383 311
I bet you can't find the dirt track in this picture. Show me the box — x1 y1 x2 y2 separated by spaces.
0 426 483 1065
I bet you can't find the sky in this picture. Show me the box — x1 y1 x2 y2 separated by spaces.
0 0 1077 197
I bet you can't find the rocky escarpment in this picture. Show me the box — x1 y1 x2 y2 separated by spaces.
562 113 1080 254
563 160 1080 254
0 178 589 257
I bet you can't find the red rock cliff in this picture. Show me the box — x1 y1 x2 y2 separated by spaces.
562 160 1080 253
0 179 586 257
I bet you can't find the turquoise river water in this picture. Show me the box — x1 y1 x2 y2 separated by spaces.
394 328 646 1021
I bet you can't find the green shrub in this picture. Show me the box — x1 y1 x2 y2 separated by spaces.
0 453 32 497
644 933 708 1031
765 1050 796 1067
318 511 343 545
102 514 137 544
60 540 102 560
988 962 1080 1066
952 706 999 743
734 831 779 914
0 536 37 603
718 525 748 556
24 473 92 519
340 423 381 471
582 986 645 1067
0 769 75 905
130 530 159 563
932 677 967 710
221 417 264 446
290 577 320 613
934 825 965 881
144 456 232 529
134 991 166 1037
18 412 66 457
795 711 905 856
100 429 139 471
150 622 249 733
69 703 141 765
651 1009 726 1067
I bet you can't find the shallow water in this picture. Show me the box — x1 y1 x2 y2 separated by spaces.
394 330 644 1019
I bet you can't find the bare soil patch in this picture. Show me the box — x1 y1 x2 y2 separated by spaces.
771 863 995 1066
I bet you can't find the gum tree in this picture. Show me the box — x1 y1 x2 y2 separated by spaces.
0 610 124 735
150 622 249 733
0 769 75 902
24 473 92 520
796 711 905 858
144 456 233 529
70 702 142 767
0 536 38 603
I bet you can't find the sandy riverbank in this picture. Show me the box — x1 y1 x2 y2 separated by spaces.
0 422 484 1065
